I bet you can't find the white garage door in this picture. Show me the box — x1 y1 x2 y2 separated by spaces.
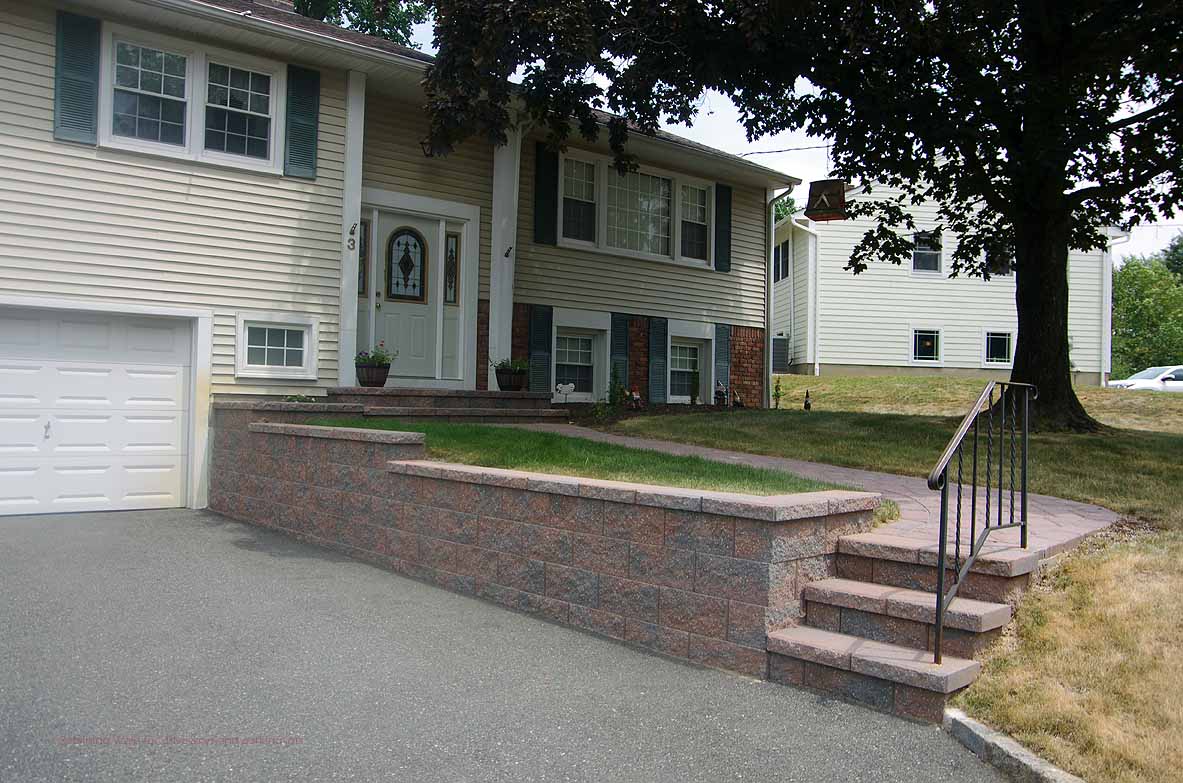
0 308 191 515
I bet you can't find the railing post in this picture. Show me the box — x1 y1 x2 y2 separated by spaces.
1021 386 1030 549
934 469 949 665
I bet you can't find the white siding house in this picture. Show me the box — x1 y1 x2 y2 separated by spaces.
771 185 1115 385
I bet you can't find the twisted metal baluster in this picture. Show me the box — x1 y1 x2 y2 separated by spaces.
985 387 993 531
1009 388 1017 525
955 441 963 571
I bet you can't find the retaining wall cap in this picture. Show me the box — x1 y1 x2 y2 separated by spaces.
247 422 425 444
213 401 364 413
385 460 879 522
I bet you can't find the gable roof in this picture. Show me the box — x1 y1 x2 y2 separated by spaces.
141 0 797 187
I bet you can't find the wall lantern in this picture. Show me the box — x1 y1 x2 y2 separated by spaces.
804 179 847 221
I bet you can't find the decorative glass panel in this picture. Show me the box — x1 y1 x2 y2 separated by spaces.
204 61 272 160
245 325 306 368
387 228 427 302
607 170 672 256
357 220 369 296
913 330 940 362
444 232 460 305
912 232 942 272
562 158 597 242
555 335 594 393
985 332 1012 364
112 41 186 146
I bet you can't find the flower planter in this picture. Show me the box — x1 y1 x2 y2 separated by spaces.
495 368 528 392
356 364 391 387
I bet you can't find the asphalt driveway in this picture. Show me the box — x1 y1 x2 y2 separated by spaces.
0 509 1002 783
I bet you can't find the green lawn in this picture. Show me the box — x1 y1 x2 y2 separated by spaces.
308 418 834 496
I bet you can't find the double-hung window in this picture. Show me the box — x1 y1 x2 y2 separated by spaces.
562 159 597 243
670 343 701 399
555 334 595 395
680 184 709 260
101 26 285 174
559 154 713 266
912 231 942 273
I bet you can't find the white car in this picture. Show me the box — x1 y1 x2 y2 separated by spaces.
1108 365 1183 392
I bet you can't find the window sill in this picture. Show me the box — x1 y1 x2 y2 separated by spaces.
96 138 284 178
235 366 318 381
982 361 1013 370
909 359 943 367
556 238 713 271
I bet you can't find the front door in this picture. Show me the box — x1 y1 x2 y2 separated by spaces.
374 211 439 379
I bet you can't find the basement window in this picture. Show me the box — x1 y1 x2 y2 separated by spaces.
235 312 318 380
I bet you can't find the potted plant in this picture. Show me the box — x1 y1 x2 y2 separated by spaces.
355 341 395 387
491 357 529 391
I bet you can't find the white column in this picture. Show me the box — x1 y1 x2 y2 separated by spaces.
337 70 366 387
488 124 523 389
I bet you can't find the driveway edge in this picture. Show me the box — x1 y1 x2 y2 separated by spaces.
943 709 1085 783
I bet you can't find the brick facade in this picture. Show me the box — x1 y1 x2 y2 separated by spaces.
476 298 490 390
208 412 878 680
510 301 530 364
729 326 765 407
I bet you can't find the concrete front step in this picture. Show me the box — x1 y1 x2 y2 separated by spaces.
767 626 981 723
361 406 569 423
327 387 553 410
803 578 1011 659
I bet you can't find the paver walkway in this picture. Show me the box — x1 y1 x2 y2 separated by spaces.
512 424 1119 561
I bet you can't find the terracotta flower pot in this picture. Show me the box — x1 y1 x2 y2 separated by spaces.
356 364 391 387
495 368 528 392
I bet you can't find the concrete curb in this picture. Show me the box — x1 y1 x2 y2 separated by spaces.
943 709 1085 783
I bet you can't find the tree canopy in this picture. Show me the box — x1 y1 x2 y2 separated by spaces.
1111 255 1183 378
294 0 428 47
425 0 1182 429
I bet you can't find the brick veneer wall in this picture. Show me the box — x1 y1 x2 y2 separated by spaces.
627 316 649 399
510 302 530 363
730 326 765 407
209 414 878 679
476 298 490 390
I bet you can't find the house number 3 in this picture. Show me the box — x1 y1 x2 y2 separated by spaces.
346 222 357 251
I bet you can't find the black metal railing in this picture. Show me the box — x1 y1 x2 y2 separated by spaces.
926 381 1037 664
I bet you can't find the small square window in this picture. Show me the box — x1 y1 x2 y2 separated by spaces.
913 232 942 273
913 329 941 362
239 319 314 378
985 332 1012 364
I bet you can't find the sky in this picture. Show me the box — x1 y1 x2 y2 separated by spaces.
409 24 1180 262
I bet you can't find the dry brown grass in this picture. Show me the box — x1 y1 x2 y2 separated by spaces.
956 527 1183 783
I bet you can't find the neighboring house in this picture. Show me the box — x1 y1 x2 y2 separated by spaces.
770 184 1116 385
0 0 795 516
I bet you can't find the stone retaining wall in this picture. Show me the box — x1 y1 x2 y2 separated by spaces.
209 413 879 679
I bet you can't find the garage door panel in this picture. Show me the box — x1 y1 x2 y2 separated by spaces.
0 458 186 513
0 307 192 516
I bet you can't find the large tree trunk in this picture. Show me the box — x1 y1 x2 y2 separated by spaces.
1010 212 1100 432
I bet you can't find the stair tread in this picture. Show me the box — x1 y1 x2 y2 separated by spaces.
767 626 980 693
839 531 1040 577
362 406 567 417
803 578 1011 632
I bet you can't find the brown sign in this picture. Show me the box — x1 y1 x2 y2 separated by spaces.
804 179 847 221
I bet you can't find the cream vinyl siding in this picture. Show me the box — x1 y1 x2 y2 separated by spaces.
514 138 767 327
811 185 1106 373
791 226 812 364
0 1 347 395
361 94 493 298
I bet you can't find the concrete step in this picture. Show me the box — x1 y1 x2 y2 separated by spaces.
361 407 569 423
327 387 553 410
839 531 1040 577
802 578 1011 658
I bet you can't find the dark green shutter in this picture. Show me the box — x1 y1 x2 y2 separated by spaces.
771 336 790 373
284 66 320 178
714 324 731 398
610 313 630 391
648 317 668 404
773 244 781 282
714 183 732 271
528 304 553 393
54 12 100 144
534 142 559 245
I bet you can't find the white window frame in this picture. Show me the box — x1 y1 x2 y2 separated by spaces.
553 330 598 403
981 328 1014 369
235 311 319 380
556 151 715 268
909 324 944 366
666 320 715 404
668 340 704 404
550 308 611 403
99 24 287 176
911 230 944 276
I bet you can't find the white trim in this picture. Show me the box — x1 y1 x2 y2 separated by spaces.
550 308 611 402
909 323 945 366
809 228 820 374
1100 246 1113 378
910 230 944 277
490 125 524 389
234 311 320 380
555 150 716 269
338 70 366 387
0 292 214 511
360 187 481 389
98 23 288 176
667 336 712 404
764 188 774 406
981 328 1014 369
